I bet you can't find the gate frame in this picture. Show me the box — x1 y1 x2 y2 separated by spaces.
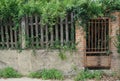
84 17 112 69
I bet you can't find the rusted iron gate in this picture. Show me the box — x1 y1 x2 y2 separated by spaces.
85 18 111 68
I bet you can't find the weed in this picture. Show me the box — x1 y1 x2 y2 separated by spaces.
29 71 42 78
0 67 22 78
29 68 63 80
75 70 103 81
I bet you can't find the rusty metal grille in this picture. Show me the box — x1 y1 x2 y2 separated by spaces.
86 18 109 53
85 18 111 68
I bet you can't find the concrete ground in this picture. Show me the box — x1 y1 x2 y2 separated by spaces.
0 77 73 81
1 78 115 81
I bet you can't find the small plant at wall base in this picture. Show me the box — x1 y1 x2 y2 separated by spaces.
75 70 103 81
0 67 22 78
29 71 42 78
29 68 64 80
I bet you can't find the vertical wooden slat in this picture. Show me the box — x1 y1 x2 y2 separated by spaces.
55 22 58 41
50 27 54 46
35 15 39 47
19 21 21 48
71 12 74 43
40 24 44 47
60 18 63 46
65 15 69 42
21 17 26 48
45 25 48 47
5 24 9 48
10 23 13 48
14 25 17 48
1 23 4 47
30 16 34 47
26 16 29 47
55 19 58 41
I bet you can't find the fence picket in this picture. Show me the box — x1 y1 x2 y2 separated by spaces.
10 23 13 48
51 27 54 46
45 25 48 47
40 24 44 47
55 21 58 40
60 18 63 46
65 16 68 42
1 24 4 47
5 24 9 48
30 16 34 47
35 15 39 47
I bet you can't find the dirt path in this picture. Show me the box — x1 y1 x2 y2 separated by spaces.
0 77 73 81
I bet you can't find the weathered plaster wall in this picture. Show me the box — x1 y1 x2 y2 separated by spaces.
0 50 84 75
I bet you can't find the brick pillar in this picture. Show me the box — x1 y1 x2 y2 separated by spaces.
75 22 86 68
110 12 120 72
75 22 86 51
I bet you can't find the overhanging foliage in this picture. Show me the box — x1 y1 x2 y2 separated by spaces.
0 0 120 27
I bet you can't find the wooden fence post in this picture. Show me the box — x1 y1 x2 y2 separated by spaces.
21 17 26 49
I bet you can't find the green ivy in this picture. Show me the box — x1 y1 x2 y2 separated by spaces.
1 0 120 27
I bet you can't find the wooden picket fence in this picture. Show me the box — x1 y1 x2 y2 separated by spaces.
0 18 20 49
25 13 75 48
0 12 75 49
